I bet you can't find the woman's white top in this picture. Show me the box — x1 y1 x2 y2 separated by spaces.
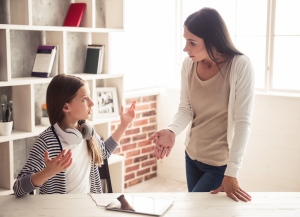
167 55 255 178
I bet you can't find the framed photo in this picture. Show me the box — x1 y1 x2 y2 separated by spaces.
95 87 119 117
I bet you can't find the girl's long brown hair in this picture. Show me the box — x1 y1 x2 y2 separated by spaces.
46 74 103 165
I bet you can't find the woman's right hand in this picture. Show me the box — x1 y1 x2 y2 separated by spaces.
31 149 72 187
148 129 175 159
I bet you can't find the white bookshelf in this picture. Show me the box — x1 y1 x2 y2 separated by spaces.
0 0 125 195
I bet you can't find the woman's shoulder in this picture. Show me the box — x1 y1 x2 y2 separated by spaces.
232 54 252 67
230 54 255 80
181 56 194 75
182 56 193 66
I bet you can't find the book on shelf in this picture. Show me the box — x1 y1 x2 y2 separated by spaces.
84 45 105 74
63 3 86 27
31 45 58 78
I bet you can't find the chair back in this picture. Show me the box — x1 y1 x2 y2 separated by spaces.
98 158 113 193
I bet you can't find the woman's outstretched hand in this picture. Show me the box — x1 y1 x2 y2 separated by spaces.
210 176 252 202
148 129 175 159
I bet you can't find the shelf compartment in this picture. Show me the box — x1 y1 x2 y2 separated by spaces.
95 76 124 107
91 32 109 74
13 137 36 180
8 30 61 80
6 0 124 30
91 76 124 121
10 30 42 79
0 29 10 81
34 83 48 127
97 0 124 29
10 0 30 25
65 32 89 74
31 0 70 27
0 141 13 190
93 122 110 141
12 85 34 133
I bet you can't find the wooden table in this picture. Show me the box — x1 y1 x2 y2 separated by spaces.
0 192 300 216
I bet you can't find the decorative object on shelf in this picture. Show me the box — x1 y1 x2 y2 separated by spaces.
40 103 50 126
63 3 86 27
1 94 13 122
31 45 58 78
0 94 13 136
95 87 119 118
84 45 105 74
0 121 13 136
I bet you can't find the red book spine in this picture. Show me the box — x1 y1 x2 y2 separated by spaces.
63 3 86 27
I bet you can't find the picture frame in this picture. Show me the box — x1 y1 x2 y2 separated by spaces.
95 87 119 118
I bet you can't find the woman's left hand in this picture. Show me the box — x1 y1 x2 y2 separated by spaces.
210 176 252 202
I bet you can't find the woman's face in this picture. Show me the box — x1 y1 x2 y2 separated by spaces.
183 26 208 62
65 84 94 122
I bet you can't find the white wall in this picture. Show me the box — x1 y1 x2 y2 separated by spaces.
157 89 300 191
156 88 187 183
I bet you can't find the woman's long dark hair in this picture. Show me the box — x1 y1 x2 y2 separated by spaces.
46 74 103 165
184 7 242 63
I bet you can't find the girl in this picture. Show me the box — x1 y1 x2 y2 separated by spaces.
13 74 136 197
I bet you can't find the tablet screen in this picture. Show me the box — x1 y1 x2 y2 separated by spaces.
105 194 173 216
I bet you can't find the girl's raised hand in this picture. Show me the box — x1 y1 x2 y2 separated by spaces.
120 101 136 126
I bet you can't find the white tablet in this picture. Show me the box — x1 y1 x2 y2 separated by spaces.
105 194 174 216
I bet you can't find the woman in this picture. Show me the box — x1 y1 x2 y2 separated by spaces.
13 74 136 197
149 7 255 202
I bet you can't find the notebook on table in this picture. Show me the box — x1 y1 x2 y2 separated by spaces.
105 194 173 216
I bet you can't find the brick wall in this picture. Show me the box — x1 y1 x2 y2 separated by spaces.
110 95 157 189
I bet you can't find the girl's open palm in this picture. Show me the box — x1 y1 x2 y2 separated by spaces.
44 149 73 177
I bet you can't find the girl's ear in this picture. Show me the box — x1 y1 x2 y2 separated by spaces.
63 103 71 113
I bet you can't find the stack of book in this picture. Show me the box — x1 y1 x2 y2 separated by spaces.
84 45 105 74
31 45 58 78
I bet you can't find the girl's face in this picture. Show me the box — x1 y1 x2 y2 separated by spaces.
183 26 208 62
64 84 94 122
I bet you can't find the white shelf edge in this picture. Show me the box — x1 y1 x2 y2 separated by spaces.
0 74 124 87
75 73 124 80
0 77 52 87
90 115 120 125
108 154 124 165
0 126 47 143
0 24 124 33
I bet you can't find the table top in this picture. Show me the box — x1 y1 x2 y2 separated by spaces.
0 192 300 217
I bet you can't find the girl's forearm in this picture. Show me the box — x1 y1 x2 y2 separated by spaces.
111 122 129 142
31 169 53 187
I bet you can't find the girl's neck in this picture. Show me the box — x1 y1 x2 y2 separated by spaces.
58 120 78 131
